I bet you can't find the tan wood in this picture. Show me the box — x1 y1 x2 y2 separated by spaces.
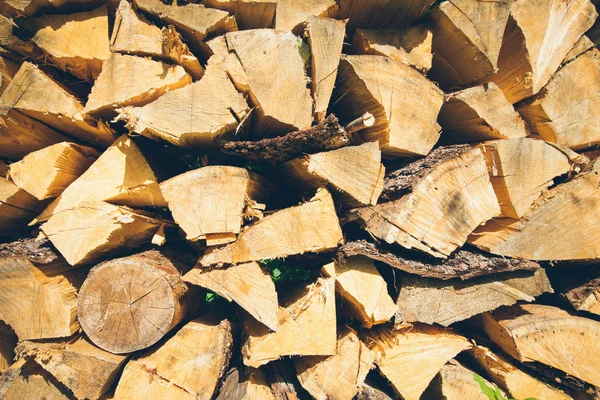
334 55 444 157
203 0 277 30
0 177 43 233
0 322 17 374
338 0 435 32
0 55 19 95
216 368 276 400
563 35 595 64
200 188 343 267
480 303 600 387
356 382 394 400
275 0 338 32
424 360 505 400
0 359 70 400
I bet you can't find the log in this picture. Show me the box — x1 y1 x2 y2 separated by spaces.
0 359 70 399
322 258 395 328
490 0 597 104
429 0 512 89
0 54 19 95
518 47 600 151
352 26 433 73
550 267 600 315
113 317 232 399
355 382 394 400
333 55 444 157
242 275 336 368
0 0 103 17
83 53 191 117
77 250 200 354
0 236 61 264
8 142 99 201
293 328 374 400
275 0 338 33
202 0 277 30
395 268 552 327
265 361 304 400
438 83 528 143
338 0 435 32
0 177 43 233
562 35 596 64
0 322 17 374
281 142 385 207
216 368 276 400
365 324 471 400
424 360 506 400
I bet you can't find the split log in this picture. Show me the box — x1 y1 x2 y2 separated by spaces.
216 368 276 400
365 324 471 400
275 0 338 33
333 55 444 157
0 359 70 399
429 0 512 89
0 257 87 341
338 0 435 32
0 322 17 374
242 275 336 368
16 338 128 400
0 236 61 264
352 26 433 73
563 35 596 64
0 15 36 56
424 360 506 400
110 0 204 79
117 63 249 147
490 0 597 104
467 344 572 400
354 146 500 258
199 188 343 267
518 47 600 151
202 0 277 30
78 250 199 354
322 258 395 328
0 55 19 95
8 142 99 201
113 317 232 399
293 328 374 400
395 268 552 327
83 53 191 117
356 382 394 400
550 267 600 315
438 83 528 143
0 177 43 233
0 160 7 178
282 142 384 207
265 361 304 400
0 0 103 17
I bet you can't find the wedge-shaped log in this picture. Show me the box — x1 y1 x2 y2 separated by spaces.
0 359 70 399
203 0 277 30
114 317 232 399
490 0 597 103
425 360 506 400
217 368 276 400
9 142 98 201
282 142 385 207
563 35 596 64
242 276 336 368
294 328 374 400
322 258 395 328
338 0 435 31
396 269 552 327
334 55 444 157
518 47 600 151
0 177 43 233
0 322 16 374
200 188 343 266
83 53 191 116
275 0 338 32
117 63 249 147
355 147 500 258
438 83 528 143
551 268 600 316
353 26 433 73
480 303 600 387
365 324 471 400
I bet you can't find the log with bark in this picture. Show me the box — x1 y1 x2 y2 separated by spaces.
549 266 600 316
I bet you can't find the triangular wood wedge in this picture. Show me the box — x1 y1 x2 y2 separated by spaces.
216 368 276 400
562 35 595 64
338 0 435 31
0 177 43 233
203 0 277 30
427 360 506 400
0 359 70 399
275 0 338 32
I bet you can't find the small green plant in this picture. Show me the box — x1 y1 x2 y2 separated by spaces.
205 291 219 306
474 374 537 400
260 258 319 284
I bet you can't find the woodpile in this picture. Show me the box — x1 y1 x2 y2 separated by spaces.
0 0 599 399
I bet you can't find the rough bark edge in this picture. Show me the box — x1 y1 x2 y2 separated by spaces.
0 237 61 264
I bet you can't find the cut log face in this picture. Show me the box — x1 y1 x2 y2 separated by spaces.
322 258 395 328
468 344 572 400
334 55 444 157
491 0 598 104
275 0 338 32
438 83 528 143
396 268 553 327
242 276 337 368
200 188 343 267
282 142 385 207
518 47 600 151
480 303 600 387
203 0 277 30
429 0 512 88
117 63 249 147
114 317 232 399
216 368 276 400
353 26 433 73
0 177 43 233
9 142 99 201
0 257 87 341
365 324 471 400
0 322 17 374
83 53 191 117
0 359 70 400
425 360 505 400
355 147 501 258
338 0 435 31
469 159 600 261
294 328 374 400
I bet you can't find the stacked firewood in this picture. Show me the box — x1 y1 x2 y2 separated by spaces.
0 0 599 399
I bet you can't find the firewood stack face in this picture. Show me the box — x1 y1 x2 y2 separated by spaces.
0 0 599 399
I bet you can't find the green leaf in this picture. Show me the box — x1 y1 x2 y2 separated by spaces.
474 374 507 400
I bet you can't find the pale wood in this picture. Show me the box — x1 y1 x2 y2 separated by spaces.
563 35 595 64
0 322 17 374
518 47 600 150
275 0 338 32
184 261 278 331
365 324 471 400
282 142 384 207
0 177 43 233
203 0 277 29
338 0 435 32
114 317 232 399
334 55 444 157
438 83 528 143
242 275 336 368
83 53 191 116
200 188 343 267
294 328 374 400
480 303 600 387
425 360 505 400
216 368 276 400
322 258 395 328
353 26 433 73
0 359 70 399
9 142 99 201
0 55 19 95
0 0 103 17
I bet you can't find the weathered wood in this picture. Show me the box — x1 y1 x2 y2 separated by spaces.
202 0 277 30
0 236 60 264
0 359 70 399
338 0 435 32
0 322 17 374
275 0 338 33
0 55 19 95
265 361 303 400
0 177 43 233
217 368 275 400
424 360 506 400
355 382 394 400
550 267 600 316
